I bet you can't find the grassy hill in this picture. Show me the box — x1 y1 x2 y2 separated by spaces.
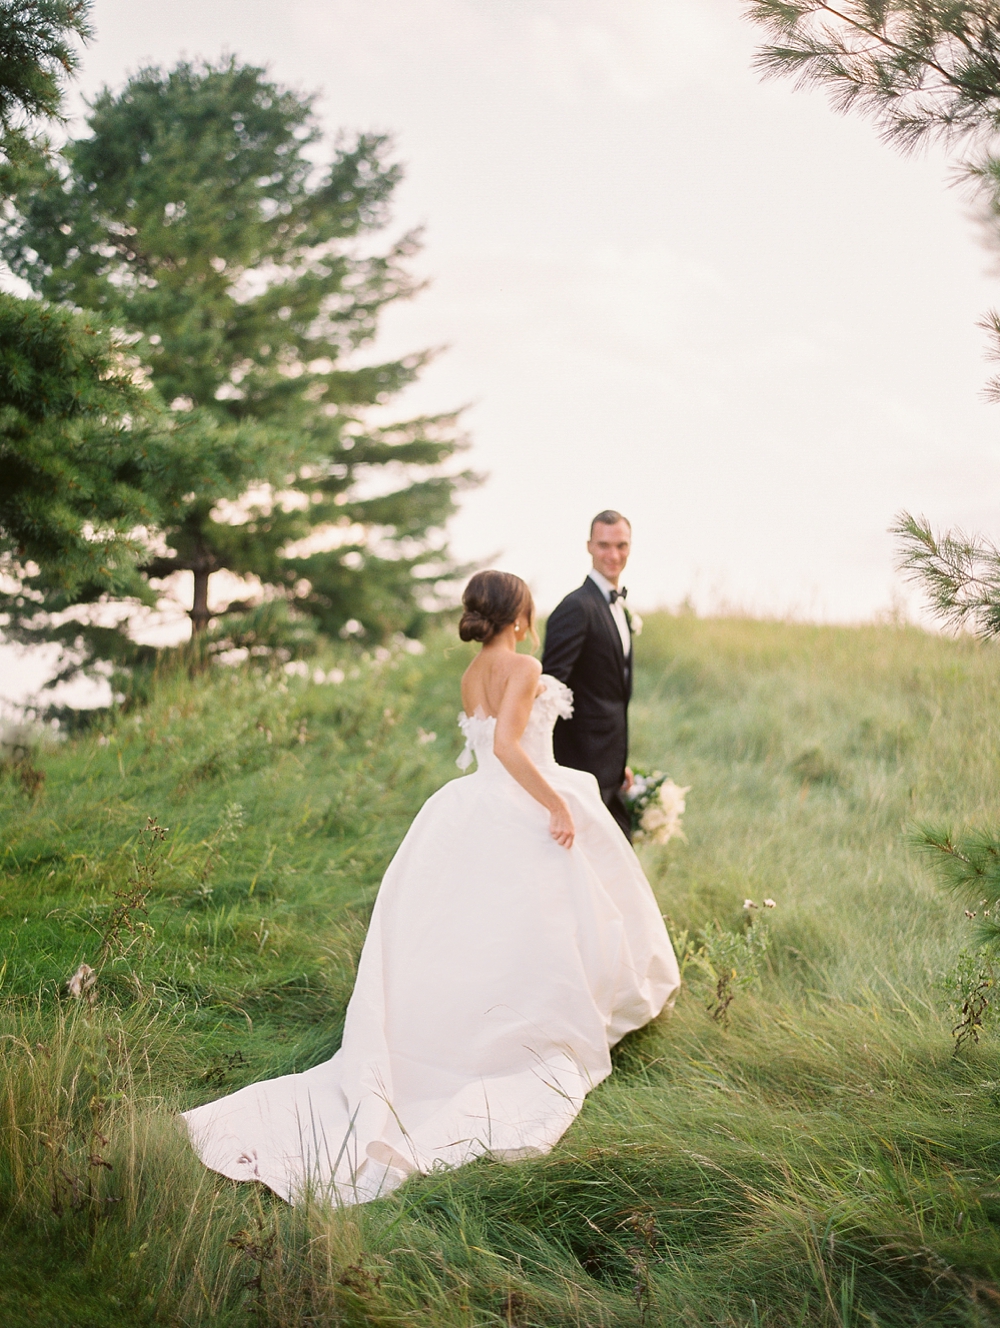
1 614 998 1327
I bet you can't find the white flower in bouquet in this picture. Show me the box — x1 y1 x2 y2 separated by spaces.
639 803 669 834
659 777 689 818
638 778 690 845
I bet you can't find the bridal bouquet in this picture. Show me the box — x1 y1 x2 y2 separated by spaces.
625 769 690 845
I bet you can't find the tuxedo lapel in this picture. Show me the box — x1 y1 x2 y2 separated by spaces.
582 577 627 684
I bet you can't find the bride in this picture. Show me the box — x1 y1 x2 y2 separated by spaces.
182 571 680 1205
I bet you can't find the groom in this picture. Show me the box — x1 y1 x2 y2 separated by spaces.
542 510 635 839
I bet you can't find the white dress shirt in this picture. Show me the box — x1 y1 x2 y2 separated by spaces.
588 568 631 658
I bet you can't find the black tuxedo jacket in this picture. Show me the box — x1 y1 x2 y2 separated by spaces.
542 577 633 837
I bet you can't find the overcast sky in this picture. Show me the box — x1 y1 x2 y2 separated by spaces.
5 0 1000 702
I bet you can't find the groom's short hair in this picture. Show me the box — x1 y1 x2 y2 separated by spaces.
590 509 631 537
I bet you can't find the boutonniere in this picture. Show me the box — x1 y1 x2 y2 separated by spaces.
624 606 642 637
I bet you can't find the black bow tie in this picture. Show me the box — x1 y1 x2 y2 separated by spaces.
608 587 627 604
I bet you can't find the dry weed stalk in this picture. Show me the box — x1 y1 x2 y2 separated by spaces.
99 817 168 963
619 1208 660 1327
228 1216 277 1317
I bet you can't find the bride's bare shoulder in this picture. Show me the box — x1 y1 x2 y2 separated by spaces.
508 653 542 680
460 652 539 716
503 654 542 698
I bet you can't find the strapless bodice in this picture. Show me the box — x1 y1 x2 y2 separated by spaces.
457 674 573 774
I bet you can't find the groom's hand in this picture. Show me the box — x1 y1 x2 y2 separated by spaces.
622 767 634 793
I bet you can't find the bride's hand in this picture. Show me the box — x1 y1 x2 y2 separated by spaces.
549 799 575 849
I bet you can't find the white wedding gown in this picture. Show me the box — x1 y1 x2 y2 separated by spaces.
182 675 680 1204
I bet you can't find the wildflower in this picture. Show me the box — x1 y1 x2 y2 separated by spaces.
403 638 426 655
763 898 776 909
327 668 345 685
966 910 978 919
743 899 757 911
417 728 437 745
67 963 97 1003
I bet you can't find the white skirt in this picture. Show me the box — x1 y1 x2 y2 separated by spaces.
181 758 680 1204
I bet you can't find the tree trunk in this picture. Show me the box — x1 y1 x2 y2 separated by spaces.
190 565 211 635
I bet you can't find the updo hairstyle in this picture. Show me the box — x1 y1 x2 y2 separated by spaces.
459 570 535 645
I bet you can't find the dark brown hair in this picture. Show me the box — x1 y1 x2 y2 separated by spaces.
590 509 631 537
459 570 534 645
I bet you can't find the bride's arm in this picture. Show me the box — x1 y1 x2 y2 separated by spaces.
493 658 575 849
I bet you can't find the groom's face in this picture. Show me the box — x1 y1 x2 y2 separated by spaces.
588 520 631 586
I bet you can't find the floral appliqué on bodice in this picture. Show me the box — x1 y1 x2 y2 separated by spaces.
457 674 573 772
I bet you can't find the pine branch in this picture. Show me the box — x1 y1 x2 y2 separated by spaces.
0 0 93 130
747 1 1000 149
910 823 1000 946
892 511 1000 636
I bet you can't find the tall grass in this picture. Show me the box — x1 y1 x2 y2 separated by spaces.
1 618 998 1325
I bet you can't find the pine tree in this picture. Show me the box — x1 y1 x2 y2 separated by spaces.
0 294 161 598
0 1 168 608
4 58 474 642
